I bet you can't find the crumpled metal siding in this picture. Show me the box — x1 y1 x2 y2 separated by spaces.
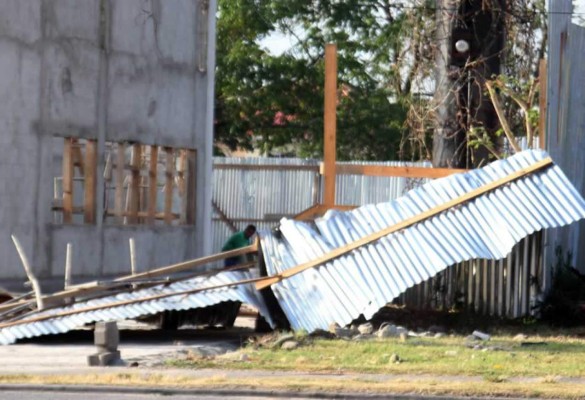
259 150 585 332
0 269 273 345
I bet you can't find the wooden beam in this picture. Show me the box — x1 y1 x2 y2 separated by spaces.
186 150 197 225
212 199 238 233
128 144 142 224
148 145 158 224
213 164 319 172
83 139 97 223
323 43 337 207
294 203 358 221
178 150 187 223
164 147 175 225
115 143 126 223
0 245 259 314
538 58 547 150
71 138 85 175
62 138 74 223
255 157 554 290
324 163 467 179
0 261 264 330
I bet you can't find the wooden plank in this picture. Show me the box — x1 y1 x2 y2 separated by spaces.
328 163 467 179
255 157 553 290
212 200 238 233
0 267 265 330
83 139 97 223
186 150 197 225
293 204 357 221
0 245 260 314
164 147 175 225
105 209 179 220
178 150 187 223
539 58 547 150
128 144 142 224
62 138 74 223
115 143 126 223
323 43 337 207
148 146 158 224
213 163 319 172
71 138 85 175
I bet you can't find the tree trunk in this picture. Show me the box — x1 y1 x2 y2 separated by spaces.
433 0 505 168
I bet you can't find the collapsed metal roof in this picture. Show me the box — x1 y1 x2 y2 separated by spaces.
258 150 585 332
0 269 273 345
1 149 584 344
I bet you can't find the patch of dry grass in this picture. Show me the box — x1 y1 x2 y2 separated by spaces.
1 372 585 399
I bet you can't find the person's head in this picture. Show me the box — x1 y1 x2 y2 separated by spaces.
243 224 256 239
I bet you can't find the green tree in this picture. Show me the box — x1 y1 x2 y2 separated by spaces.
214 0 435 161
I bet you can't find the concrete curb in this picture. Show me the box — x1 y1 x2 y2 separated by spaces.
0 384 536 400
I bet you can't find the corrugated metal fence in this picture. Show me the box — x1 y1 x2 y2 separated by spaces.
546 0 585 273
398 233 544 318
212 156 549 318
211 157 430 252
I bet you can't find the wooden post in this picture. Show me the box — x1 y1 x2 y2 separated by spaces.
178 150 187 224
62 138 74 223
164 147 175 224
148 145 158 224
11 235 44 310
115 143 126 224
64 243 72 289
186 150 197 225
84 139 97 223
538 59 547 150
128 144 142 224
323 43 337 207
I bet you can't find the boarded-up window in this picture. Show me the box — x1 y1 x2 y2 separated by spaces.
53 138 196 226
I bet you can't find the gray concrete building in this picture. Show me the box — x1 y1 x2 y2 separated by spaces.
0 0 217 291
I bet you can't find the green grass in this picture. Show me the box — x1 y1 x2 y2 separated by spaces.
168 334 585 378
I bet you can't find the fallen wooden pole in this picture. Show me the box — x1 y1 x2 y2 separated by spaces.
0 261 261 329
11 235 44 310
0 244 259 313
255 157 554 290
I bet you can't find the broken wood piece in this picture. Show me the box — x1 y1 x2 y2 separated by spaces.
255 157 554 290
129 238 136 275
11 235 44 310
64 243 72 289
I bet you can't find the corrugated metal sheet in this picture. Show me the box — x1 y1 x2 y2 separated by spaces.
212 157 430 252
259 149 585 332
546 0 585 274
0 269 273 345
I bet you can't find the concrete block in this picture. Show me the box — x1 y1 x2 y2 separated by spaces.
98 350 122 366
87 350 122 367
94 321 119 351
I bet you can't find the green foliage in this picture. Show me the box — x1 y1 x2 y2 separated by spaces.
214 0 432 160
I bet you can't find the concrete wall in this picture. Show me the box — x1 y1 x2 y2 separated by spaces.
0 0 216 290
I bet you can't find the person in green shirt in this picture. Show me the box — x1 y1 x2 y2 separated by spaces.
221 225 256 267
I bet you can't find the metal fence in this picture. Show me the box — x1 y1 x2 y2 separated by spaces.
211 156 552 319
211 157 430 253
546 0 585 273
398 233 544 318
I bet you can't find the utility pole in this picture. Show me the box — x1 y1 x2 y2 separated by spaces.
433 0 505 168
